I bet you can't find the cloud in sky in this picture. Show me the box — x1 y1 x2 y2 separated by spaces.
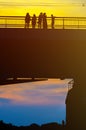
0 0 86 6
0 79 68 126
0 97 11 104
0 79 68 105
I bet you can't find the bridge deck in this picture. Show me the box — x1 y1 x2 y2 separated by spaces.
0 28 86 87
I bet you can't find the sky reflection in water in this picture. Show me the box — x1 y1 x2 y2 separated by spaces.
0 79 69 126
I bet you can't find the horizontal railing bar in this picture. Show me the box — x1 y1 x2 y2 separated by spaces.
0 16 86 18
0 16 86 29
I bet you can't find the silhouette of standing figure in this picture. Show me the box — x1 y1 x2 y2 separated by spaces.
51 14 55 29
62 120 65 126
38 12 43 28
43 13 47 29
32 14 36 29
25 13 30 28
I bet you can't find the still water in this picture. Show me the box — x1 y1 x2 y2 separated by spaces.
0 79 69 126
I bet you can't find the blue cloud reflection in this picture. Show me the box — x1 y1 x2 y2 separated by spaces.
0 79 68 126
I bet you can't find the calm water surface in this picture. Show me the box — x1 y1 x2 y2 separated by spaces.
0 79 69 126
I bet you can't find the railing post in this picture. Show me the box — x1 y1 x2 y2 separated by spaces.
63 18 64 29
5 18 7 28
78 19 79 29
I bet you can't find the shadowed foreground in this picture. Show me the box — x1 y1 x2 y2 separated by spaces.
0 120 86 130
0 28 86 129
0 28 86 80
0 120 73 130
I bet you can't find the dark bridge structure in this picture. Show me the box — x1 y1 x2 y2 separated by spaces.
0 16 86 129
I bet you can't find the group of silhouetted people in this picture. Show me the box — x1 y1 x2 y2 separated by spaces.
25 12 55 29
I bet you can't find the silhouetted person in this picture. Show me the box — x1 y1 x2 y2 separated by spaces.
51 14 55 29
43 13 47 29
25 13 30 28
38 12 43 28
32 14 36 28
62 120 65 126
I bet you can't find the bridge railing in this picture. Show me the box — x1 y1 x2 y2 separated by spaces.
0 16 86 29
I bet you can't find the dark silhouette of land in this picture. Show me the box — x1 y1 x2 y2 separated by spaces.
0 28 86 129
0 119 86 130
0 120 67 130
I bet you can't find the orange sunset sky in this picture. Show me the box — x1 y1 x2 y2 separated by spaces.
0 0 86 16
